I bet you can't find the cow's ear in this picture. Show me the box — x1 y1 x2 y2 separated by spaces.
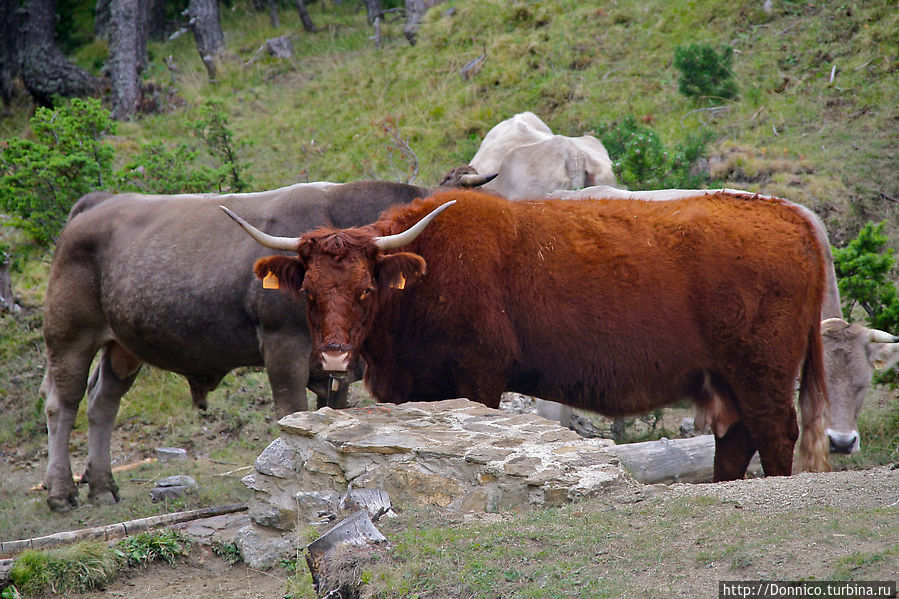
867 343 899 371
254 255 306 295
376 252 426 291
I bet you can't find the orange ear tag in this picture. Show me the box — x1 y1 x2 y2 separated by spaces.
391 272 406 290
262 271 280 290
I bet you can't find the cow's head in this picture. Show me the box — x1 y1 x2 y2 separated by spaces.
221 201 455 375
820 317 899 454
438 165 498 188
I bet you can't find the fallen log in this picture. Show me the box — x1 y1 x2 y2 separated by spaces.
0 503 247 558
608 435 763 484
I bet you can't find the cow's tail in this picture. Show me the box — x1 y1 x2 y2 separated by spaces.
798 321 831 473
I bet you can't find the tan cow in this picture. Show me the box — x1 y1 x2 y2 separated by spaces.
820 318 899 453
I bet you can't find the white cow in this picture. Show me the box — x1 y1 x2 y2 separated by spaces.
469 111 616 200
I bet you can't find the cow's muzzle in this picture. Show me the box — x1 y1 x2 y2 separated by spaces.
825 429 860 454
321 350 350 373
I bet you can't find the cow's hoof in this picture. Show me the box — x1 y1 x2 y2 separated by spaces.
87 490 120 506
47 492 79 512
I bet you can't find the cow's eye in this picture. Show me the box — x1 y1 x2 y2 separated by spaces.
302 288 315 302
359 288 374 301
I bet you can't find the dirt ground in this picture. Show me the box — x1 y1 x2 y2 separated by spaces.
55 465 897 599
71 544 288 599
3 391 896 598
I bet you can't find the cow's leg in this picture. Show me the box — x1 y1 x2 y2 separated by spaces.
42 343 96 511
713 421 757 482
260 329 309 417
743 402 799 477
452 365 507 409
83 342 142 505
727 377 799 478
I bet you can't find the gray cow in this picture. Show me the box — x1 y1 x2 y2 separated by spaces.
40 174 493 512
820 317 899 453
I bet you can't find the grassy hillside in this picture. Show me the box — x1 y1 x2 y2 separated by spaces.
111 0 898 243
3 0 892 235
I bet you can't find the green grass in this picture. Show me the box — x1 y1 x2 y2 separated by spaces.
284 495 897 598
49 0 892 247
4 529 190 597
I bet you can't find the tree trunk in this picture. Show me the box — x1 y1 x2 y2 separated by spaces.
0 259 21 314
267 0 279 28
404 0 442 45
94 0 111 38
295 0 316 33
108 0 143 120
185 0 224 82
363 0 381 24
97 0 165 42
0 0 23 107
20 0 99 106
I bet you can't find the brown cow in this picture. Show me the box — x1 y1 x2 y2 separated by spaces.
223 190 831 480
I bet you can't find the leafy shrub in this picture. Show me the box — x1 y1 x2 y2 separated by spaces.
833 221 899 386
0 98 251 248
673 43 738 101
832 221 899 332
0 98 115 245
115 529 190 567
191 99 251 193
598 116 713 190
114 141 227 194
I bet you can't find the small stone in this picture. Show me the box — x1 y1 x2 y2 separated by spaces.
156 447 188 462
150 485 195 502
156 475 197 488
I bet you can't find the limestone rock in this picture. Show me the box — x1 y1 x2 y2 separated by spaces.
243 399 630 534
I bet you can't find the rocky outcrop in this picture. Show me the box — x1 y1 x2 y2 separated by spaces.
236 398 633 568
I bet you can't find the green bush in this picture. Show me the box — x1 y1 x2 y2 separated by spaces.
833 221 899 386
598 116 713 190
0 98 251 249
673 42 738 101
0 98 115 245
191 99 252 193
115 141 227 194
832 221 899 332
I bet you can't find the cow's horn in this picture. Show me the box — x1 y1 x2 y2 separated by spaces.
374 200 456 250
459 172 498 187
868 328 898 343
220 206 300 252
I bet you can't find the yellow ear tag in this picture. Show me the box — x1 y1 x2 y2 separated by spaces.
391 272 406 290
262 271 280 290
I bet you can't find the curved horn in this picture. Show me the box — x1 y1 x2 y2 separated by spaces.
459 172 499 187
821 317 848 332
220 206 300 252
374 200 457 251
868 328 899 343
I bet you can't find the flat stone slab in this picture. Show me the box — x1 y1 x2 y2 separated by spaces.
243 399 631 536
